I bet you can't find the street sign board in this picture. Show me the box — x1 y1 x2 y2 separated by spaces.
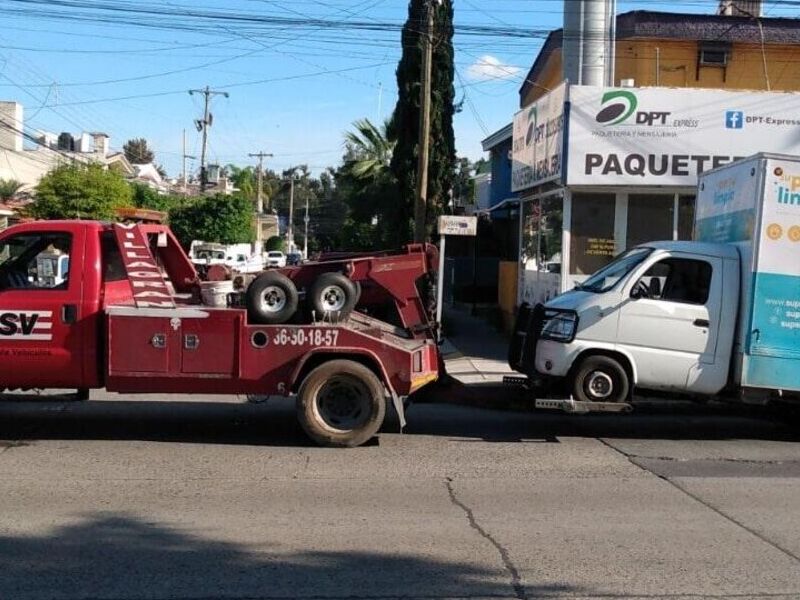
438 215 477 236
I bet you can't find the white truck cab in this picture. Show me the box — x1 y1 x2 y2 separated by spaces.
510 153 800 406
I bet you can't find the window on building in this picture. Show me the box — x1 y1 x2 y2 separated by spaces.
678 195 696 240
570 193 615 275
698 42 730 66
0 232 73 290
521 195 563 272
635 258 712 305
626 194 675 249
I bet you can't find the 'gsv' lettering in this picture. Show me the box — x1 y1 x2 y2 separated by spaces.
0 313 39 336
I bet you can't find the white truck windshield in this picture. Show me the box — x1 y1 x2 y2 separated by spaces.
576 247 652 293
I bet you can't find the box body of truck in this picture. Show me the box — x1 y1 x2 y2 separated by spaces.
696 152 800 394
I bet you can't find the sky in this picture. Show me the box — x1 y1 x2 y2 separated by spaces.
0 0 796 178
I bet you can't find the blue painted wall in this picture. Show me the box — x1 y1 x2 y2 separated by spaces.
489 137 514 207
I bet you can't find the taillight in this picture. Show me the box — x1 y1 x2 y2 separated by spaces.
413 350 423 373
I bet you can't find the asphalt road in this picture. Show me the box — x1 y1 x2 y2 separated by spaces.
1 390 799 600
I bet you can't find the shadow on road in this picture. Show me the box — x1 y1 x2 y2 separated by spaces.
0 391 798 447
0 512 578 600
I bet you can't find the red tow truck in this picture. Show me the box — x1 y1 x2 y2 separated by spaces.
0 220 441 447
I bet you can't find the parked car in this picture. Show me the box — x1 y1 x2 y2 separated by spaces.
265 250 287 268
286 252 303 266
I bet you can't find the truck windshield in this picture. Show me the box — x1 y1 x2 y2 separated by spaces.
576 247 652 293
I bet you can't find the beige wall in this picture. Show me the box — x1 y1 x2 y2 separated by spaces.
498 260 518 332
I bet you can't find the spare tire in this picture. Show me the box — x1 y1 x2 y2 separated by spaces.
246 271 299 324
308 272 358 320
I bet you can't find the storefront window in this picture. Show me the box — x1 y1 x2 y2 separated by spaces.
519 194 563 305
520 195 563 272
570 193 615 275
626 194 675 249
678 195 696 240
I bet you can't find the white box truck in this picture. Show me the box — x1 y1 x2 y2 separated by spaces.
508 153 800 410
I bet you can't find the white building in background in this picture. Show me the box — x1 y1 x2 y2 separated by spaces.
0 100 135 193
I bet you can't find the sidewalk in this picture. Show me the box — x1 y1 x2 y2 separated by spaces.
440 305 516 385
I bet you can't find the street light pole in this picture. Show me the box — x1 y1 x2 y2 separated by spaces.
287 175 295 253
248 151 273 213
303 195 310 259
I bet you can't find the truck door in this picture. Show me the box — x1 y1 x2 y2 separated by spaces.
617 254 726 394
0 228 87 389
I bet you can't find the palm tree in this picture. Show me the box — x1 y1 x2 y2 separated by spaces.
0 179 23 202
343 118 394 182
224 164 256 199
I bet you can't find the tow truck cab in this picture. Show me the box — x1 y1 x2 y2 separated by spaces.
0 220 441 446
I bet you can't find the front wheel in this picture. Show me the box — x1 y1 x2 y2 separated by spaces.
572 355 630 403
296 360 386 447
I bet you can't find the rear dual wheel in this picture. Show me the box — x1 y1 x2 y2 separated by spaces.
296 360 386 448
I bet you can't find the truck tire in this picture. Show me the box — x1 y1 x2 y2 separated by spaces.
246 271 299 324
308 272 357 320
572 355 630 403
296 360 386 448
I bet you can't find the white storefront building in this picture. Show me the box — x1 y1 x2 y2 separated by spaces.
514 83 800 306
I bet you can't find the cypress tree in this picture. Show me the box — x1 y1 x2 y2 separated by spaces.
389 0 456 245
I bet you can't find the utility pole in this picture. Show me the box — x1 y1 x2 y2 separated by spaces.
189 86 229 193
287 175 295 253
248 151 273 213
181 129 196 196
303 195 310 259
414 0 436 243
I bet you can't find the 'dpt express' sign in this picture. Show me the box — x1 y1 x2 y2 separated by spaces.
114 224 176 309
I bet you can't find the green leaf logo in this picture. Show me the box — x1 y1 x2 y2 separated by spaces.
525 105 538 146
596 91 638 125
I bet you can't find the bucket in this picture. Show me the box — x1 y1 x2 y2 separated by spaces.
200 280 234 308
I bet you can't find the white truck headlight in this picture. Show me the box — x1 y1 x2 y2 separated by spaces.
539 309 578 343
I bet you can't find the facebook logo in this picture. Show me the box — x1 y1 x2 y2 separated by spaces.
726 111 744 129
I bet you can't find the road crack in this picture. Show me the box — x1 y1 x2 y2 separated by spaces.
445 477 526 600
599 438 800 565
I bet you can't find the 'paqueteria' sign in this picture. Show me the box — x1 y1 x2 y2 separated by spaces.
566 85 800 186
114 223 176 309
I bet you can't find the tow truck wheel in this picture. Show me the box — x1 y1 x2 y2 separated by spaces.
572 355 629 404
308 273 358 320
297 360 386 448
246 271 299 324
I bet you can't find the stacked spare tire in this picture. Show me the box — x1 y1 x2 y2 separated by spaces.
246 270 360 325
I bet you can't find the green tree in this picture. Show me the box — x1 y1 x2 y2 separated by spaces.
131 183 184 213
343 118 394 181
0 179 23 202
264 235 285 252
123 138 155 164
168 194 255 248
389 0 456 242
30 163 133 220
225 164 256 200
